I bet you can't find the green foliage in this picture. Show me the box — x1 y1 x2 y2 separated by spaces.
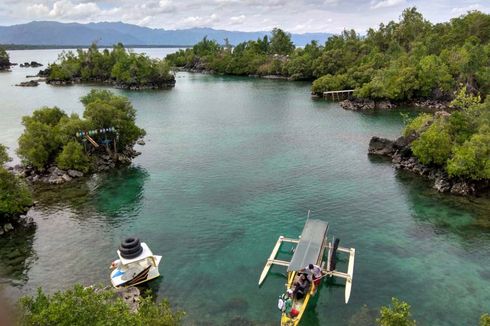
377 297 416 326
481 314 490 326
403 113 433 136
450 85 481 109
48 43 174 87
269 28 295 55
17 90 145 171
19 285 184 326
0 146 32 220
411 120 453 165
407 98 490 179
81 90 145 149
166 10 490 101
0 47 10 68
56 141 91 173
17 108 66 169
311 74 350 94
0 144 10 165
447 128 490 179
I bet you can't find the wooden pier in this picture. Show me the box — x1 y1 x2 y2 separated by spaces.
323 89 354 101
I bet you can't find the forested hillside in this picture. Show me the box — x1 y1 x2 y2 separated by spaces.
166 8 490 103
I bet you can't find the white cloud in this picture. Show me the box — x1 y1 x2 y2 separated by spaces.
26 3 50 16
370 0 405 9
229 14 245 25
48 0 100 18
451 4 483 14
181 13 219 28
158 0 176 12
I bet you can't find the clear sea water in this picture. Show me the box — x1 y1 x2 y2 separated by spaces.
0 49 489 325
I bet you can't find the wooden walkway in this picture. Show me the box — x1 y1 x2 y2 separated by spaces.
323 89 354 101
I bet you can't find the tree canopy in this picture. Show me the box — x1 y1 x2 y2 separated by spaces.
0 47 10 70
17 90 145 171
404 89 490 180
19 285 184 326
167 9 490 101
377 297 416 326
47 43 175 89
0 145 32 221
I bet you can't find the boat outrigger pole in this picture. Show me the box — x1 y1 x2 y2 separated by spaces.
258 218 356 325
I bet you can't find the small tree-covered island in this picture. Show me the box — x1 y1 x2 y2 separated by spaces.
12 89 145 185
0 47 12 71
40 43 175 89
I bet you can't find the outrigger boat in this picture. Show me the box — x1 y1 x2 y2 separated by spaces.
110 237 162 287
258 218 355 326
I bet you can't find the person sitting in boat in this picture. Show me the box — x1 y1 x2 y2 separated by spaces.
283 289 294 315
301 263 324 287
293 273 310 300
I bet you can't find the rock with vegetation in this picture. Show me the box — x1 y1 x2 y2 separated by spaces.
376 297 416 326
19 61 43 68
16 80 39 87
0 144 33 235
18 284 184 326
0 47 12 71
16 90 145 184
45 43 175 89
369 88 489 196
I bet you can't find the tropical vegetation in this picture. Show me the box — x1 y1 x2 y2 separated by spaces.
46 43 175 89
377 297 416 326
18 284 184 326
404 87 489 180
166 8 490 103
17 90 145 172
0 47 10 70
0 144 32 221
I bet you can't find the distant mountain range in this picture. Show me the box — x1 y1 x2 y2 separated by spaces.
0 21 332 47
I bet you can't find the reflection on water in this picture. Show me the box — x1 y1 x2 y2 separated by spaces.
0 226 36 287
90 166 148 218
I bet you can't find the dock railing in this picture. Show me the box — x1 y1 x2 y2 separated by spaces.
323 89 354 101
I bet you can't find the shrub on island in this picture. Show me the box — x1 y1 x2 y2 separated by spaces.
0 47 11 71
0 144 32 224
19 285 184 326
17 90 145 181
45 43 175 89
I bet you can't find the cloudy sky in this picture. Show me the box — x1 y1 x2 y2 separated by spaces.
0 0 488 33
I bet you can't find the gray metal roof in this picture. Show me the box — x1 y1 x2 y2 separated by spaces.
287 219 329 272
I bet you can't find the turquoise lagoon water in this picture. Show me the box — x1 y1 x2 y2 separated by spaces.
0 49 489 325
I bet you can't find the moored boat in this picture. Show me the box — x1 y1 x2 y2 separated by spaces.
110 237 162 287
259 217 356 325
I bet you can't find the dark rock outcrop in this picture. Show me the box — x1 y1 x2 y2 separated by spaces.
19 61 43 68
368 137 395 156
340 99 375 111
368 134 488 196
16 80 39 87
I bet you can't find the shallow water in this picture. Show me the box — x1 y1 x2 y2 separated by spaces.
0 49 489 325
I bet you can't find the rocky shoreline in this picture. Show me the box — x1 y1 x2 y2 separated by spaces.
368 135 489 196
0 207 35 237
340 98 451 112
9 145 142 186
46 78 176 90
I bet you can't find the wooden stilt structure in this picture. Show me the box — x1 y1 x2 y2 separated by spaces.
323 89 354 101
